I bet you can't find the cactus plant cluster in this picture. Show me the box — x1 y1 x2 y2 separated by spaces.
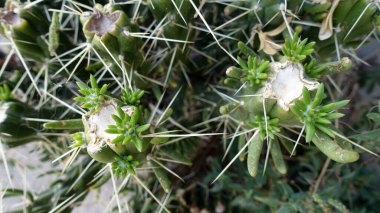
0 0 379 212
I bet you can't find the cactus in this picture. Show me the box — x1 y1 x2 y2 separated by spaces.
219 33 368 178
0 0 379 212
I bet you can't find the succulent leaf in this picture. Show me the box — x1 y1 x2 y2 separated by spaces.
74 75 108 113
112 155 139 177
106 106 150 151
70 132 86 148
282 33 315 62
0 84 12 101
237 56 270 89
291 84 349 142
121 88 144 106
248 115 281 141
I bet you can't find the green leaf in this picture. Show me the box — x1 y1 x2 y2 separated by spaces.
367 113 380 125
90 75 98 89
226 66 243 79
123 135 132 144
76 82 88 90
82 103 93 108
247 133 263 177
112 135 125 144
73 96 85 102
112 155 139 177
312 84 325 107
105 128 119 134
161 108 173 123
78 89 89 95
316 124 335 138
294 100 307 111
270 139 287 174
43 119 84 130
306 121 315 142
136 90 144 98
130 107 140 125
116 107 125 118
238 41 256 57
237 56 247 70
136 124 150 133
305 41 316 50
126 166 135 175
324 113 345 120
312 131 359 163
151 161 171 193
111 114 122 124
134 137 143 152
350 128 380 141
100 84 108 94
320 100 349 112
150 137 169 145
316 117 332 125
48 12 60 56
302 87 311 104
269 118 279 125
281 33 315 62
290 105 304 118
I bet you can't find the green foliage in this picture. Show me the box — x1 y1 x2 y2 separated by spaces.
0 0 379 212
105 106 150 152
327 198 349 213
121 88 144 106
238 56 270 88
237 41 257 57
351 112 380 142
200 158 362 212
248 115 280 140
305 58 352 79
282 33 315 62
48 11 60 56
73 75 108 113
151 161 172 193
305 59 325 78
112 155 139 176
0 84 11 101
44 119 84 130
70 132 86 148
367 112 380 125
291 84 348 141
